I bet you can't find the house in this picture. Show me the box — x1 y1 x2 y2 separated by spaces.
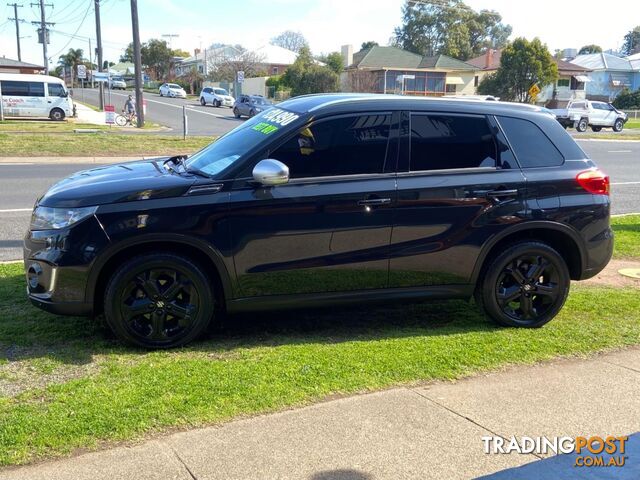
466 49 591 107
175 45 242 77
250 44 298 76
569 53 640 101
341 45 477 96
110 62 135 76
0 57 45 74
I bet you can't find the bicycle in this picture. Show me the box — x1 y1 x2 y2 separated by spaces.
115 110 137 126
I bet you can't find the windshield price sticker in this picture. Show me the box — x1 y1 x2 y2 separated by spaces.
262 108 299 126
252 122 279 135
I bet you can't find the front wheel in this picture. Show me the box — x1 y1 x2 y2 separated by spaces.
214 99 221 108
476 241 570 328
49 108 65 121
200 97 206 106
233 107 241 118
104 253 215 348
576 118 588 132
613 118 624 132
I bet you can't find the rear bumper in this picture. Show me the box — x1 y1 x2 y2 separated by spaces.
578 226 614 280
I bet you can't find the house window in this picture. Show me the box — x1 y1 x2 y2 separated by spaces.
570 76 585 91
445 83 457 93
272 66 278 75
198 66 203 73
557 78 570 88
474 75 479 87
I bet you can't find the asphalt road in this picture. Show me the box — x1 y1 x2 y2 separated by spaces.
1 140 638 261
74 88 244 136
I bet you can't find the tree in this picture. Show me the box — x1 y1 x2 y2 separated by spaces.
478 37 557 103
321 52 344 74
282 46 339 96
208 49 266 82
394 0 511 60
621 26 640 56
270 30 309 53
612 88 640 109
58 48 85 87
120 39 188 79
102 60 115 70
361 41 379 50
578 44 602 55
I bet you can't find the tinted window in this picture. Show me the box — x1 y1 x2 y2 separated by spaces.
29 82 44 97
410 114 497 171
47 83 64 96
1 80 29 96
571 102 585 109
497 116 564 168
270 114 391 178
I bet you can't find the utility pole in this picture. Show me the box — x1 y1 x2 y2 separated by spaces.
94 0 104 109
130 0 144 127
88 37 94 88
7 3 23 61
31 0 53 74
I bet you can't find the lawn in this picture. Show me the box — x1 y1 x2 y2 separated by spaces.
611 214 640 258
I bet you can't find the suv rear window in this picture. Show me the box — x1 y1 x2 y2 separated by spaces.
497 116 564 168
410 114 497 171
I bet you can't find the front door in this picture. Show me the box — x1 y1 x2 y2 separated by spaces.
229 112 398 297
389 112 527 287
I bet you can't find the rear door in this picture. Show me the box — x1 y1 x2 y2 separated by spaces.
228 112 399 296
389 112 527 287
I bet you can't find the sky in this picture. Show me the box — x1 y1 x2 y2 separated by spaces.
0 0 639 69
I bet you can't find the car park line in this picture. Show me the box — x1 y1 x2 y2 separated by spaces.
0 208 32 213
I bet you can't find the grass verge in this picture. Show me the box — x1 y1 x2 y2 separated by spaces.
0 260 639 466
611 214 640 258
0 131 212 156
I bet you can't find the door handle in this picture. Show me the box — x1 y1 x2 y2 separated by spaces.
358 198 391 206
486 189 518 199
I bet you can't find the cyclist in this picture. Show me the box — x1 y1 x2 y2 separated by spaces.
123 95 136 123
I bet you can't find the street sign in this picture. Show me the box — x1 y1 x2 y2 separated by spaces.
105 105 115 124
528 83 541 98
94 72 109 82
237 70 244 83
77 65 87 80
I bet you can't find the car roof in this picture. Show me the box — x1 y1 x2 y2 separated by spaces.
277 93 544 117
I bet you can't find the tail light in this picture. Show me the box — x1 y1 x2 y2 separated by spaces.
576 168 610 195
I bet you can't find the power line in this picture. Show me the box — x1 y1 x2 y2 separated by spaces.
48 0 91 60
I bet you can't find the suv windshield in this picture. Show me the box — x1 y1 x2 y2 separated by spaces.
214 89 228 95
251 96 269 105
185 107 302 177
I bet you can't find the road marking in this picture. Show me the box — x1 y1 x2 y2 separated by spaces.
607 150 632 153
0 208 32 213
0 162 34 165
612 182 640 185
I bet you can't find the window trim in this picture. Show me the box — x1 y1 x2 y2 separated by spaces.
493 115 565 169
238 111 397 182
405 112 499 174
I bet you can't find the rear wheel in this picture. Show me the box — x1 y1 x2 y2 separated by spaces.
576 118 588 132
49 108 65 121
476 241 570 328
613 118 624 132
591 126 602 132
104 253 215 348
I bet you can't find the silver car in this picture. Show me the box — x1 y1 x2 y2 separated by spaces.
233 94 273 118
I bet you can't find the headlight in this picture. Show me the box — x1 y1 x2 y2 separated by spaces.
30 206 97 230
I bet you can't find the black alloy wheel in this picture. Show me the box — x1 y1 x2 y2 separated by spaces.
105 253 214 348
477 242 570 328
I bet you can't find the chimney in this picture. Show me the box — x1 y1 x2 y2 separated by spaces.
485 49 494 70
194 48 201 56
341 44 354 68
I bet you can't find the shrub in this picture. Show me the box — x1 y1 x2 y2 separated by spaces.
613 88 640 110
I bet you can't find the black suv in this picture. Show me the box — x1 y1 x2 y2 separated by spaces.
24 94 613 348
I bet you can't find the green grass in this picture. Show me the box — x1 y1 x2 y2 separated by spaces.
611 214 640 259
0 120 110 132
624 119 640 129
0 131 212 156
0 261 639 466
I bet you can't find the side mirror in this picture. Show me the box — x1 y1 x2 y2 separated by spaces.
252 159 289 186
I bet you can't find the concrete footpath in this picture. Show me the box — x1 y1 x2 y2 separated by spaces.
2 348 639 480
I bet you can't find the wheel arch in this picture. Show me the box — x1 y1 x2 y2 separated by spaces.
88 234 233 315
471 221 586 285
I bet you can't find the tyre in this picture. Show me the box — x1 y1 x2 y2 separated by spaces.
591 126 602 132
249 109 256 117
613 118 624 132
200 97 206 106
476 241 570 328
49 108 65 121
104 253 215 348
159 91 163 96
214 99 221 108
233 107 241 118
576 118 588 132
115 114 127 127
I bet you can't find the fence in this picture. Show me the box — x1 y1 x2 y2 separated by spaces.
621 110 640 119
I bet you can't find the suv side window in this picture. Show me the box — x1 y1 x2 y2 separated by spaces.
270 114 391 179
409 114 497 171
497 116 564 168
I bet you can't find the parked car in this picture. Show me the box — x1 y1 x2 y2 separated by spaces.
108 76 127 90
159 83 187 98
199 87 234 107
24 94 613 348
0 73 73 121
233 95 273 118
551 100 627 132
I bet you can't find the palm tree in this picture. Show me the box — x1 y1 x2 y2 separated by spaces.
58 48 85 88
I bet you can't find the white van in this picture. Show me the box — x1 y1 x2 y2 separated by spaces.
0 73 73 121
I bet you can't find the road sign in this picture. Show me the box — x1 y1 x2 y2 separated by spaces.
237 71 244 84
528 83 541 98
105 105 115 124
94 72 109 82
77 65 87 80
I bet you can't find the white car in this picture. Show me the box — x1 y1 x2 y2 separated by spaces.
199 87 234 107
109 77 127 90
564 100 628 132
159 83 187 98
